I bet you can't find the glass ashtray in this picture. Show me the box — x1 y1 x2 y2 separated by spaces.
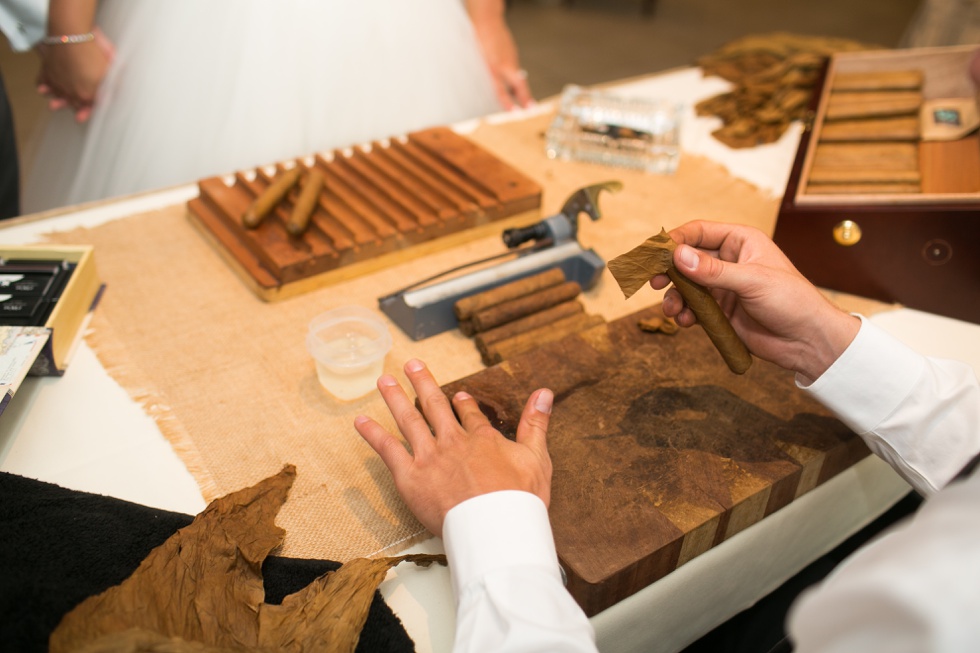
545 85 682 174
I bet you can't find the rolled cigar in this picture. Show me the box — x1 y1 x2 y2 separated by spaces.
242 166 303 229
825 90 923 121
607 228 752 374
483 313 606 365
475 300 584 352
286 169 324 236
667 268 752 374
830 70 924 92
458 318 476 337
470 281 582 333
818 116 919 142
454 267 566 320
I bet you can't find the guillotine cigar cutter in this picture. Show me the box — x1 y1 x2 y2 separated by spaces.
379 181 622 340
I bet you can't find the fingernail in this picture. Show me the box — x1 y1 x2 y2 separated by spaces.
378 375 397 387
354 415 370 426
454 391 472 401
405 359 424 373
676 245 699 272
534 388 553 415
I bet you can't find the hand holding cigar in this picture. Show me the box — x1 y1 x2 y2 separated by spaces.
607 228 753 374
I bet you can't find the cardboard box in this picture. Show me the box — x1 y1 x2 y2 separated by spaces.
773 45 980 324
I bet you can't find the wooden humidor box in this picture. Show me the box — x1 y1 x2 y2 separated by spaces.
773 46 980 324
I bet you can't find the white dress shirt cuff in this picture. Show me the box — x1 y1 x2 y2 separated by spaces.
443 490 563 600
800 316 980 494
799 316 924 435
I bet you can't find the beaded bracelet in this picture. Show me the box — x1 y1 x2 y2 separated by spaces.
41 32 95 45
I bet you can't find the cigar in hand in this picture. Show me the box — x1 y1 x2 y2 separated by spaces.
607 228 752 374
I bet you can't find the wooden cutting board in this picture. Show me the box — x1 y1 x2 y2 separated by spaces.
441 305 869 616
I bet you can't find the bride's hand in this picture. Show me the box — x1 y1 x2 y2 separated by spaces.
36 27 115 123
466 0 534 110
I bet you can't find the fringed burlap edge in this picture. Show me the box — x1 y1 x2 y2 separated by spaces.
84 314 222 502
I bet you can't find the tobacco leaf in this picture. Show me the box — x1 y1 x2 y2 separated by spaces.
606 228 676 299
695 32 879 148
637 316 679 335
50 465 446 653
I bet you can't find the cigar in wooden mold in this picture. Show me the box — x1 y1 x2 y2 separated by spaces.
242 166 303 229
607 228 752 375
454 267 566 320
470 281 582 333
482 313 606 365
286 169 325 237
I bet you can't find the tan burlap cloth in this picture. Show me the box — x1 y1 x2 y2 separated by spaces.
43 112 891 561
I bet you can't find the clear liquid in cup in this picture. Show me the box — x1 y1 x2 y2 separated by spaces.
306 307 392 401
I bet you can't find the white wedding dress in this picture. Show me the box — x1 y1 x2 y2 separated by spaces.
24 0 502 212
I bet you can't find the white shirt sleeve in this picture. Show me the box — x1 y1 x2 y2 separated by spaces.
443 490 598 653
788 316 980 652
0 0 47 52
799 316 980 496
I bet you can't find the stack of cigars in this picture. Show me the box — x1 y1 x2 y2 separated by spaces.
454 268 605 366
807 69 927 194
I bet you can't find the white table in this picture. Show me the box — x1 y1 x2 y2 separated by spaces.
3 68 978 653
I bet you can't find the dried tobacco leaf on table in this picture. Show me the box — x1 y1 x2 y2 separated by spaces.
50 465 446 653
607 229 752 374
695 32 878 148
637 315 679 335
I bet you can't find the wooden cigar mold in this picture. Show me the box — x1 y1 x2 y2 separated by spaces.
454 267 606 366
187 128 543 301
441 304 870 616
774 45 980 325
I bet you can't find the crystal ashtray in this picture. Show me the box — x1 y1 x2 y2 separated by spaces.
545 85 682 174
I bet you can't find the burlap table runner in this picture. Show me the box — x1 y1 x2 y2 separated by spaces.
44 113 877 561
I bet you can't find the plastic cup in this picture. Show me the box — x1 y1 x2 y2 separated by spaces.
306 306 392 401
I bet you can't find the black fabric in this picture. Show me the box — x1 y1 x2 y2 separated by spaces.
681 491 923 653
0 71 20 220
0 471 415 653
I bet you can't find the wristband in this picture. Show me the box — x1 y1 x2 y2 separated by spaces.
41 32 95 45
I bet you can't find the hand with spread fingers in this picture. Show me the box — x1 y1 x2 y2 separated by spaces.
354 359 553 537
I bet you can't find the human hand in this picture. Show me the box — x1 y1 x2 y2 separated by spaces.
650 221 860 382
36 27 114 123
354 359 553 537
466 0 535 110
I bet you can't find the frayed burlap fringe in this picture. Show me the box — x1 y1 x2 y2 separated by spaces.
84 311 222 502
